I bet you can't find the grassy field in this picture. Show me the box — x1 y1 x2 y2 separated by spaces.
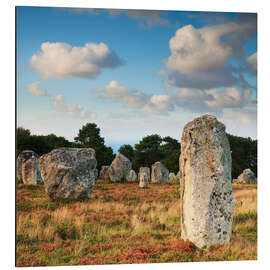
16 180 257 267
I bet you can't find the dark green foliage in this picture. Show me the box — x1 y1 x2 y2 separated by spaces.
226 133 257 179
118 144 134 162
74 123 114 170
16 127 71 156
133 134 164 171
160 136 180 174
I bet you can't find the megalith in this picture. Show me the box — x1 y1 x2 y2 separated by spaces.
179 115 234 248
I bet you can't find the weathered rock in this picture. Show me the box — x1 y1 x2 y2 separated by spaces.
99 165 111 180
38 148 97 200
169 172 176 182
17 150 42 185
176 171 181 181
94 168 98 179
138 167 150 181
151 162 169 183
128 169 137 182
180 115 234 248
236 169 257 184
139 172 149 188
109 154 132 182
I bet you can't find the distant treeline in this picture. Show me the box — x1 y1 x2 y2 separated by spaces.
17 123 257 179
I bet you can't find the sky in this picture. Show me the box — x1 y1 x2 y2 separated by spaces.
16 7 257 153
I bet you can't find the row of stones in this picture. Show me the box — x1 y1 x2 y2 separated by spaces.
16 114 256 249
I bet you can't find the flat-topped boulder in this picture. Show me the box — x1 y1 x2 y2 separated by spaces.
180 115 234 248
38 148 97 200
128 169 137 182
109 154 132 182
236 169 257 184
151 162 169 183
17 150 42 185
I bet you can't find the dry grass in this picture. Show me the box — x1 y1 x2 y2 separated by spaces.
16 181 257 266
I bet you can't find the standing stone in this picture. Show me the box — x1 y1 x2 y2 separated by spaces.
139 172 149 188
169 172 176 182
17 150 42 185
236 169 257 184
138 167 150 181
151 162 169 183
38 148 97 200
176 171 181 181
180 115 234 248
99 165 111 180
128 169 137 182
94 168 98 179
109 154 132 182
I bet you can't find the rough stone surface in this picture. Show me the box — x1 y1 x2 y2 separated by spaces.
176 171 181 181
139 172 149 188
169 172 176 182
99 166 111 180
128 169 137 182
17 150 42 185
94 168 98 179
38 148 97 200
109 154 132 182
138 167 150 182
151 162 169 183
179 115 234 248
236 169 257 184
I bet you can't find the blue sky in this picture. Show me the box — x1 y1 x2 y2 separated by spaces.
17 7 257 152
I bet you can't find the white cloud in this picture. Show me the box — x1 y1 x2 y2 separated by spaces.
161 19 257 91
51 94 97 119
27 81 47 96
247 52 257 72
94 80 174 115
30 42 123 79
173 87 256 113
205 88 256 109
165 22 255 74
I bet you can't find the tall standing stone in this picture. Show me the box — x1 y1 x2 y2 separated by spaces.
17 150 42 185
151 162 169 183
138 167 150 181
38 148 97 200
109 154 132 182
139 172 149 188
179 115 234 248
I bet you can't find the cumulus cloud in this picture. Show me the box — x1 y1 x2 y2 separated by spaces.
246 52 257 72
165 22 255 74
161 18 257 90
30 42 123 79
51 94 97 119
93 80 174 115
205 88 256 109
27 81 47 96
173 87 256 113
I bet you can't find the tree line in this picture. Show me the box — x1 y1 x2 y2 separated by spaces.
17 123 257 179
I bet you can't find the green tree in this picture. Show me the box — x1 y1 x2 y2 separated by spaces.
226 133 257 179
74 123 114 170
16 127 31 156
118 144 134 162
160 136 180 174
133 134 164 171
